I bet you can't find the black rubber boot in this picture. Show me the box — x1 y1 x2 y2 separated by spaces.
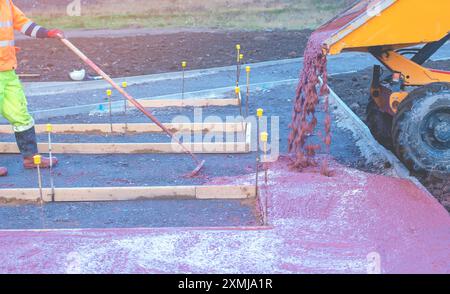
14 126 39 157
15 126 58 169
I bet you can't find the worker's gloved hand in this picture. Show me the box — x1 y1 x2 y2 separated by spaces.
47 29 65 39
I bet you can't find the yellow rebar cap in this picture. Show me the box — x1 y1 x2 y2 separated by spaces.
235 86 240 94
33 154 42 165
239 53 244 60
181 61 187 68
246 66 251 73
257 108 264 117
106 89 112 96
46 124 53 133
260 132 268 142
236 44 241 50
121 82 127 88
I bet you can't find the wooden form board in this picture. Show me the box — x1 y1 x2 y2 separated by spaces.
0 185 256 202
0 123 247 135
0 142 250 154
128 98 239 108
0 121 251 154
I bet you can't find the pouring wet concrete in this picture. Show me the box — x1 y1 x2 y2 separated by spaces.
0 158 448 273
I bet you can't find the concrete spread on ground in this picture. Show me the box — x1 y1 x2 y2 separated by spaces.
1 158 448 274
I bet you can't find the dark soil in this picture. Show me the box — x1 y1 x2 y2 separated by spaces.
329 59 450 211
15 30 311 82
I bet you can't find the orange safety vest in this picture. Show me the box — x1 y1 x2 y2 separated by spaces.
0 0 33 71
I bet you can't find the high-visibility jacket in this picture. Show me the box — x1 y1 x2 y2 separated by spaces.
0 0 49 71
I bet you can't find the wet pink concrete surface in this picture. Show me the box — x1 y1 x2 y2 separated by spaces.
0 157 449 273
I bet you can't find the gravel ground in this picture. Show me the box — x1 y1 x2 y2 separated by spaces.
0 83 371 229
0 84 368 188
0 199 258 229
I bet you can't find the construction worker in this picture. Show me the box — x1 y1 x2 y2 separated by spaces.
0 0 64 177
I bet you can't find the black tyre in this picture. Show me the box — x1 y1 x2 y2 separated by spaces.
366 99 393 150
392 82 450 176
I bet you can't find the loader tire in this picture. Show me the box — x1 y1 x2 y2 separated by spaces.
366 99 393 150
392 82 450 177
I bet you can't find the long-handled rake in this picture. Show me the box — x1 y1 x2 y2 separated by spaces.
60 38 205 176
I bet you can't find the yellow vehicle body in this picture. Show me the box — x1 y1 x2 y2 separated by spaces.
317 0 450 112
322 0 450 55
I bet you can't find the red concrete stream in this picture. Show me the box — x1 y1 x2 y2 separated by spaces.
288 0 371 173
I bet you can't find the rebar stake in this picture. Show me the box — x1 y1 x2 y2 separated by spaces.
260 131 269 225
235 44 241 87
245 66 251 117
106 89 113 133
122 81 128 132
46 124 55 202
34 155 43 204
181 61 187 105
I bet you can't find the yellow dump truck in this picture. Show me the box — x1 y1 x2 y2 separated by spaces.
318 0 450 176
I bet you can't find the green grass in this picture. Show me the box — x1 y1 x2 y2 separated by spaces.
29 0 354 31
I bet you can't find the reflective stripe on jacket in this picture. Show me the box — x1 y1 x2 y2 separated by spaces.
0 0 48 71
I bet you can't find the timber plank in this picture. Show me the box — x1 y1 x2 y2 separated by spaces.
129 98 239 108
0 185 256 202
0 123 246 135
